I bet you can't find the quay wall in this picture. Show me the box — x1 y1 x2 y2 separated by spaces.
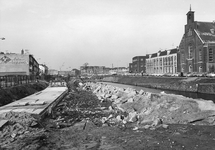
101 76 215 94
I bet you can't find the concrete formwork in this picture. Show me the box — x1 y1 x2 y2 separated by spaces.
0 86 68 127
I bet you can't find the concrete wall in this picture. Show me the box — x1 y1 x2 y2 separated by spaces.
198 83 215 94
102 76 215 95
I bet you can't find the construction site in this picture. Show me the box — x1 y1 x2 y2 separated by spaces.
0 77 215 150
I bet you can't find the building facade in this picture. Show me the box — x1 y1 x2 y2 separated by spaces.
71 69 80 76
80 66 108 75
0 51 39 76
110 67 129 75
48 69 58 76
146 48 180 74
179 8 215 73
39 64 48 75
129 56 147 73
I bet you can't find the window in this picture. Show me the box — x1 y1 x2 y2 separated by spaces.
168 57 170 65
189 65 193 72
188 45 193 59
187 29 192 36
199 66 202 73
188 14 191 20
199 49 202 61
174 56 177 65
209 48 213 62
171 56 173 65
211 29 214 34
133 59 137 62
140 58 143 61
181 53 184 63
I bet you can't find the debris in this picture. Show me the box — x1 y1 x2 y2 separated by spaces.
86 82 215 126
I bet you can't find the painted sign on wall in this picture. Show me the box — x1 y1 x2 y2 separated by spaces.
0 54 29 75
0 55 28 64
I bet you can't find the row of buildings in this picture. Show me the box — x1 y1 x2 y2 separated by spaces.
129 8 215 74
0 50 81 77
48 69 80 77
129 48 179 74
79 65 128 76
0 50 52 77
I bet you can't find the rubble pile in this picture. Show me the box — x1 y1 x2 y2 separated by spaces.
83 82 215 129
48 90 116 129
0 111 42 148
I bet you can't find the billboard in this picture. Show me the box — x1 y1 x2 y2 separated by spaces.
0 54 29 75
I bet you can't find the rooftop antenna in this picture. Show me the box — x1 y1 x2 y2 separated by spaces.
190 4 192 11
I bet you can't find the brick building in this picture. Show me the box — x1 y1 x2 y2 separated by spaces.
179 7 215 73
129 56 147 73
146 48 180 74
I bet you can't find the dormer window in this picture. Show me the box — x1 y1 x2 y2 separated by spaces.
210 29 214 34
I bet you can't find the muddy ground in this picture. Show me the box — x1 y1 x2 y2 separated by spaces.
1 81 215 150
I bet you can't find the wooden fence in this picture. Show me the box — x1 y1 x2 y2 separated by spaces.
0 75 37 88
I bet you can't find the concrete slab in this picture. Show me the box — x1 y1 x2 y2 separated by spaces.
0 86 68 119
0 119 8 129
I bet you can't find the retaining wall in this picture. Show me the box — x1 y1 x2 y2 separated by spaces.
102 76 215 95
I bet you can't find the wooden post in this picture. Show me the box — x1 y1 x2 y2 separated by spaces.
0 76 2 88
5 76 7 87
10 76 12 87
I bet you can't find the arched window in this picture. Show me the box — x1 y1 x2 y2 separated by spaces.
199 49 202 61
189 65 193 72
188 45 193 59
199 66 202 73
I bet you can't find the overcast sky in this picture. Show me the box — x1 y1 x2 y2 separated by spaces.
0 0 215 70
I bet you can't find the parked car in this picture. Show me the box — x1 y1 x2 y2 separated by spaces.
195 72 207 77
206 72 215 78
171 73 181 77
162 73 172 77
186 72 197 77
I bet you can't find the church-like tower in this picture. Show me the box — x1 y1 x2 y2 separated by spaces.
186 5 195 24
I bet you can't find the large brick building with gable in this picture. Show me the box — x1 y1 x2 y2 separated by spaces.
179 7 215 73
